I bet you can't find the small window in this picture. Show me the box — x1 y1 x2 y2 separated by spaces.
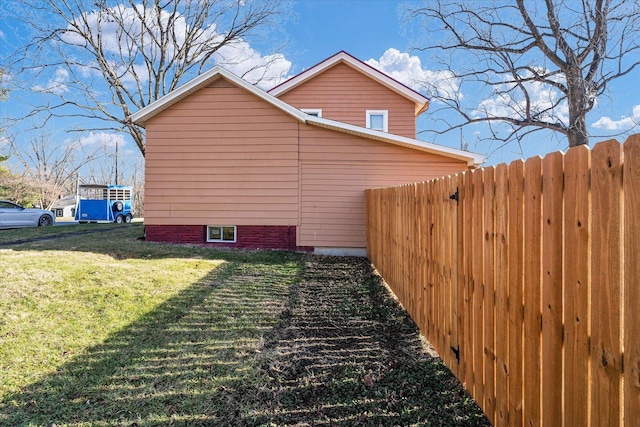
301 108 322 117
207 225 237 243
366 110 388 132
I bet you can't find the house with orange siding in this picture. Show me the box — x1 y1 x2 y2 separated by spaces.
131 51 483 255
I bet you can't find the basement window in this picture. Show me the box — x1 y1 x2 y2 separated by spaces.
207 226 237 243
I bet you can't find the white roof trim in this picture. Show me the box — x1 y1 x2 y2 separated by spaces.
130 67 307 127
268 51 430 109
305 116 484 167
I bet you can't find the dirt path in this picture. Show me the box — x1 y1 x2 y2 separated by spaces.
245 255 490 426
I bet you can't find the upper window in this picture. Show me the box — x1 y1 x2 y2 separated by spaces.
302 108 322 117
366 110 388 132
207 225 237 243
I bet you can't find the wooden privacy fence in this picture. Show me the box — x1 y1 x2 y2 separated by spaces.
365 136 640 427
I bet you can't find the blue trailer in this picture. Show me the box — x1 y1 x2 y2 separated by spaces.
74 184 134 224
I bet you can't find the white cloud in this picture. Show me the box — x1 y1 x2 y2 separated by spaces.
32 68 69 95
365 48 459 99
214 41 292 90
76 132 126 149
591 105 640 130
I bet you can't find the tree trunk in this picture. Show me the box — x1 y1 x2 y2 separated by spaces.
566 71 589 147
567 113 589 147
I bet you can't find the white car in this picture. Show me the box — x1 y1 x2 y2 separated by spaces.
0 200 55 229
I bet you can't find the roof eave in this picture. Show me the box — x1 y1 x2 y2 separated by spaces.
305 116 484 167
415 100 430 117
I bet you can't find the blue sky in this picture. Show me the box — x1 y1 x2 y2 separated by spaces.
282 0 640 164
1 0 639 175
284 0 407 66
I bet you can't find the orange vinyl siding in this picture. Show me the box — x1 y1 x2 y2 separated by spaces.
298 124 467 248
144 77 299 226
277 62 417 138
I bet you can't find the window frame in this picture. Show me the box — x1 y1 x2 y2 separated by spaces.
207 225 237 243
301 108 323 117
365 110 388 132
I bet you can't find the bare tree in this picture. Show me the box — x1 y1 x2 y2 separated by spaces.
9 0 290 156
405 0 640 148
8 134 99 209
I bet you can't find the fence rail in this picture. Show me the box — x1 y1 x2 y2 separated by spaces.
365 136 640 426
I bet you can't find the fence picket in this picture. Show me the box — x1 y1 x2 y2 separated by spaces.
404 185 412 317
421 182 430 339
624 135 640 426
461 171 474 389
591 140 623 427
523 156 543 427
483 166 497 424
449 174 461 380
457 172 469 386
494 163 510 425
435 179 445 357
471 170 485 403
427 180 436 346
441 177 452 369
414 183 424 336
508 160 524 426
441 178 450 360
541 151 564 425
563 145 591 427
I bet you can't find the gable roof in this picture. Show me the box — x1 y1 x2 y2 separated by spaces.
129 66 308 127
129 65 483 167
268 51 430 116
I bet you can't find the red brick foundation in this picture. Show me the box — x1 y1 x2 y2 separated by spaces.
145 225 312 251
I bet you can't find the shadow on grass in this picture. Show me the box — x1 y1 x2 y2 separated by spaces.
0 256 300 426
1 228 489 426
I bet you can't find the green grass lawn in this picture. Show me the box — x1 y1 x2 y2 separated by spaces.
0 224 488 426
0 223 121 244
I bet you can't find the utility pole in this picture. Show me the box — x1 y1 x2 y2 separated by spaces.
115 139 119 185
